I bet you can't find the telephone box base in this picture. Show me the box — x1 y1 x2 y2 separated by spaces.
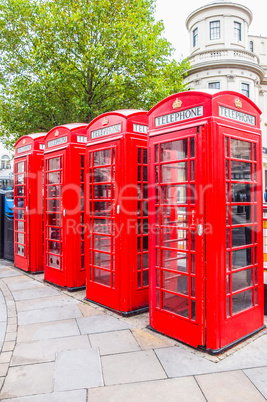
85 298 149 317
147 325 266 355
43 279 85 292
264 284 267 315
14 265 44 274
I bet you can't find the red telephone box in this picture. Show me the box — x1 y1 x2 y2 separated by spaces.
14 133 46 273
85 110 149 315
148 91 264 354
43 124 87 290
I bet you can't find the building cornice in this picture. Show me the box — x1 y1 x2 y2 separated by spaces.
186 2 253 29
186 59 265 81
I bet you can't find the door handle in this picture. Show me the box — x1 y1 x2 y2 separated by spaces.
197 224 203 236
116 205 120 214
63 209 66 217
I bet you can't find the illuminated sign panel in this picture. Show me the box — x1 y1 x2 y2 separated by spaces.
155 106 203 127
219 106 256 126
91 124 121 139
47 136 68 148
17 144 31 153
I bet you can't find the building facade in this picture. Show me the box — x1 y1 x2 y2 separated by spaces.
0 139 13 189
184 1 267 187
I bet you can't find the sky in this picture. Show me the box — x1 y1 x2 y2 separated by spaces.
155 0 267 60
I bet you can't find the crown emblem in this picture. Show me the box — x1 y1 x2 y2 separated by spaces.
173 98 182 109
22 139 26 144
54 130 59 137
235 98 242 109
102 117 109 126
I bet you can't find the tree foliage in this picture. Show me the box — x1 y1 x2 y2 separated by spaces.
0 0 190 142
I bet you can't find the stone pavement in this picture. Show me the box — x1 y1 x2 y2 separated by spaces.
0 260 267 401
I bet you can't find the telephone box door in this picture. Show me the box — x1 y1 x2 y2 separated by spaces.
45 152 64 280
14 157 30 270
149 126 206 347
86 140 120 310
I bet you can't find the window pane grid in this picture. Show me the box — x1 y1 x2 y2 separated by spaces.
210 21 220 40
154 137 196 321
225 136 258 317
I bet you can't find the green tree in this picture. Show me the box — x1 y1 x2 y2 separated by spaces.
0 0 190 143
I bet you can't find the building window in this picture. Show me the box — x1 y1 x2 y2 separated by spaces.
210 21 220 40
241 83 250 98
193 28 198 47
1 155 11 170
250 41 254 52
234 22 241 41
208 82 220 89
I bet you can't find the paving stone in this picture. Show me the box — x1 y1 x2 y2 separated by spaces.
2 341 15 352
195 370 266 402
0 363 8 377
11 335 90 365
244 367 267 399
1 275 30 284
0 352 12 364
0 322 6 349
12 287 60 301
7 280 44 292
87 377 206 402
101 350 167 385
0 390 87 402
18 304 82 325
0 270 22 279
4 332 16 342
17 319 80 343
54 348 103 391
77 302 105 317
155 346 217 377
217 334 267 371
89 330 140 355
16 295 79 312
0 305 7 322
131 328 173 350
77 315 132 335
0 362 54 399
6 324 17 333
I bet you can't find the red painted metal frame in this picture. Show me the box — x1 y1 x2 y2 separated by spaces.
14 133 46 273
43 124 87 290
85 110 149 315
148 91 264 353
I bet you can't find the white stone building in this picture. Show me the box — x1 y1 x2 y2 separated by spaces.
184 0 267 187
0 139 13 189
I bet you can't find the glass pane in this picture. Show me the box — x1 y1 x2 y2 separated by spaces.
47 185 60 198
231 183 251 202
48 241 60 254
161 162 188 183
93 202 111 216
48 227 61 240
17 162 25 173
232 289 253 314
17 186 24 196
232 268 253 292
231 205 251 224
161 250 188 272
232 227 252 247
161 228 188 250
225 137 229 156
48 172 60 184
230 139 251 160
161 139 188 162
94 268 111 286
93 219 112 234
162 271 188 295
161 185 187 204
93 185 111 199
94 149 111 166
190 161 195 181
232 248 252 269
143 270 149 286
162 292 189 318
49 157 60 171
94 167 111 183
94 235 111 252
16 233 24 244
94 252 111 269
231 161 251 181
